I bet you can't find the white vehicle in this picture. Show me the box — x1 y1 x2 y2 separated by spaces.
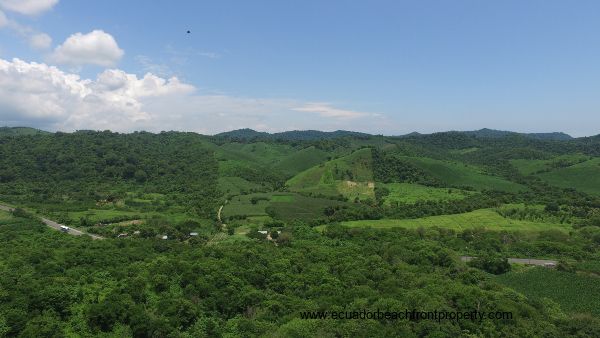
60 225 70 232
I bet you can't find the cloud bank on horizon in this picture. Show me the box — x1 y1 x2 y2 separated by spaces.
0 57 389 134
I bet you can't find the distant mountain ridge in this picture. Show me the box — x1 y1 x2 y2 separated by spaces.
0 126 576 141
459 128 573 141
216 129 372 141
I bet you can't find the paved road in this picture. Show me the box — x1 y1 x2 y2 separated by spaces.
0 204 103 240
460 256 557 267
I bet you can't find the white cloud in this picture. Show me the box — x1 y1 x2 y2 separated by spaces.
51 30 124 67
0 58 390 134
292 102 374 119
0 0 58 16
0 10 7 27
28 32 52 49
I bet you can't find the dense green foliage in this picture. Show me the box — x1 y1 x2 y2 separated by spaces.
1 212 600 337
2 126 600 337
0 131 220 218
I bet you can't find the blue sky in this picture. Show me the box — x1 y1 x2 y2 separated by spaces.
0 0 599 136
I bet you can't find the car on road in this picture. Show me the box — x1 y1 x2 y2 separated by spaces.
60 225 70 232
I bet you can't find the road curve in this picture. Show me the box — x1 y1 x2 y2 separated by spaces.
0 204 103 240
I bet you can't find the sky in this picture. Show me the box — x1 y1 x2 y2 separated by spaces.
0 0 599 136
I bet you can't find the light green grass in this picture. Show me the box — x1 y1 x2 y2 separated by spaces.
340 209 570 232
382 183 472 205
401 156 526 192
496 267 600 316
222 193 273 218
271 194 294 202
0 210 12 221
537 158 600 196
274 146 330 177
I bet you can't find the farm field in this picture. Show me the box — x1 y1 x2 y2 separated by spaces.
340 209 570 232
496 267 600 316
381 183 473 205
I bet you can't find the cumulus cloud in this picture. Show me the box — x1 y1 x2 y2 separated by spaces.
50 30 124 67
0 58 390 134
0 0 59 16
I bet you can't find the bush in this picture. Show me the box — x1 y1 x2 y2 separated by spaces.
468 255 511 275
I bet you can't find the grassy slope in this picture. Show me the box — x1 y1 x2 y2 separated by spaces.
274 146 330 177
496 268 600 316
286 148 374 199
510 154 591 176
401 156 525 192
382 183 473 205
537 158 600 196
341 209 570 232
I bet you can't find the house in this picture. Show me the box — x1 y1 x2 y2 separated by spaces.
190 232 199 236
117 233 128 238
161 235 168 240
258 230 268 235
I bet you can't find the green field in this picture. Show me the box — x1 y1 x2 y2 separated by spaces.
401 156 526 192
268 194 349 222
340 209 570 232
382 183 472 205
222 193 274 218
496 268 600 316
218 176 262 195
510 154 591 176
273 146 330 177
537 158 600 196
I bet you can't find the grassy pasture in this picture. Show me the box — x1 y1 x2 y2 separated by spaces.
340 209 570 232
